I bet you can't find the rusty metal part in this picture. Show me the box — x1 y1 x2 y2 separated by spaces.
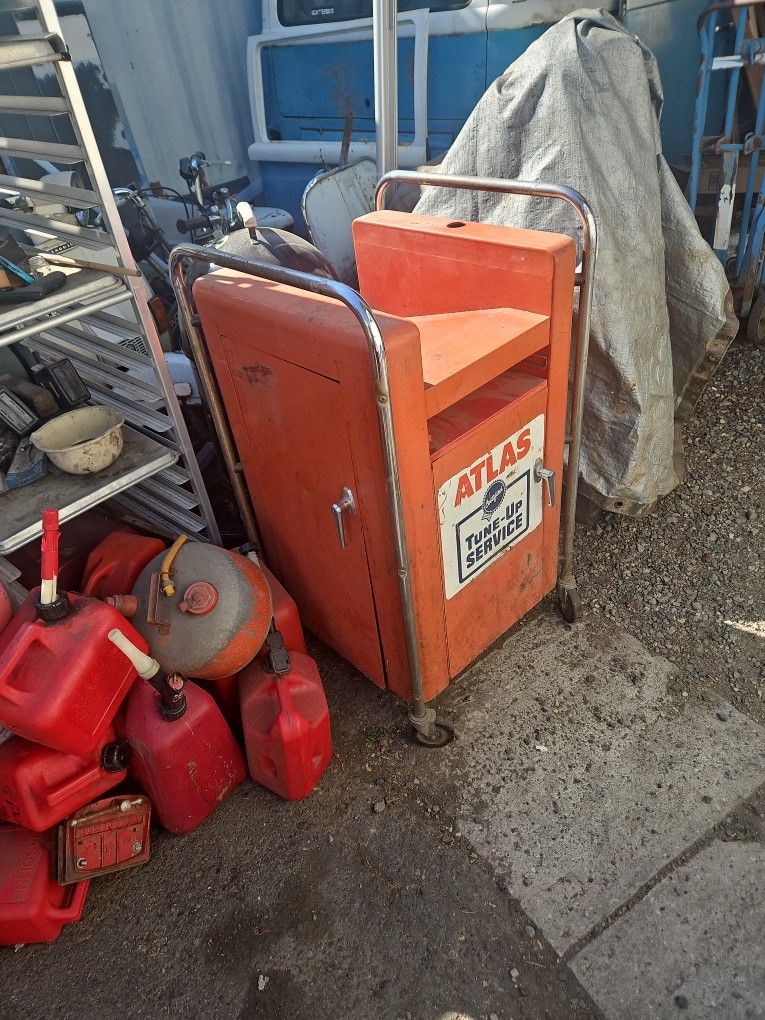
169 254 264 553
146 572 170 635
179 581 219 616
105 593 138 618
129 543 272 679
55 795 151 885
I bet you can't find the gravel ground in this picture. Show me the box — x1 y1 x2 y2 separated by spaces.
577 338 765 724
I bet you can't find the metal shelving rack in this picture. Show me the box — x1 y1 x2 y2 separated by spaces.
0 0 220 552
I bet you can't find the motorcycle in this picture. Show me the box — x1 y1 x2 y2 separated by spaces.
112 151 337 338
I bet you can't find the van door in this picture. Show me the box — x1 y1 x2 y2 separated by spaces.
249 0 490 225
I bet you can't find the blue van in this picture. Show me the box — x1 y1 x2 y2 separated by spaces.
246 0 712 226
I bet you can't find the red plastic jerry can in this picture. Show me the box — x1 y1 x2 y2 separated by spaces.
110 630 246 835
0 583 13 636
0 589 145 756
239 631 332 801
195 673 242 736
260 563 306 655
81 531 165 599
0 726 129 832
0 826 89 945
0 584 35 653
0 512 145 756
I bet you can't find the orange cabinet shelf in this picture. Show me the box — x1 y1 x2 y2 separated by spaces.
414 307 550 418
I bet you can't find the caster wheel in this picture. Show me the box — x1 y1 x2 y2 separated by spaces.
414 721 455 748
746 291 765 346
558 585 582 624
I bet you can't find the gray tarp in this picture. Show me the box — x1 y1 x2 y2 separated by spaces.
414 9 738 516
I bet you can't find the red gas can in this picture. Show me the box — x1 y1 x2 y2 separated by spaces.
0 826 89 945
0 583 35 652
0 726 128 831
261 564 306 655
118 678 245 834
0 583 13 636
194 558 306 737
196 673 241 735
239 632 331 800
82 531 165 599
6 510 134 595
0 590 145 756
109 631 245 834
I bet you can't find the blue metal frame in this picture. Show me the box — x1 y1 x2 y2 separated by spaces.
689 1 765 315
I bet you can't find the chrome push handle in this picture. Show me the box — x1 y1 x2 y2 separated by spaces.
331 487 356 548
534 459 557 508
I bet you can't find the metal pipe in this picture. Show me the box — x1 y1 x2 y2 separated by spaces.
689 11 717 212
724 14 748 139
376 170 598 615
168 244 435 724
1 287 127 349
372 0 398 177
169 249 263 553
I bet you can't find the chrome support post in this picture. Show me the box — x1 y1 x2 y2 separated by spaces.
372 0 399 177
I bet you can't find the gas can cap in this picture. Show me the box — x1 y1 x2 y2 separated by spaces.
178 581 219 616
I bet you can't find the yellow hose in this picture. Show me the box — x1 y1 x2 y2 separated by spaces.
160 534 188 597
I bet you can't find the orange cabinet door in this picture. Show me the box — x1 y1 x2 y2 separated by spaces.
223 342 384 684
431 384 556 677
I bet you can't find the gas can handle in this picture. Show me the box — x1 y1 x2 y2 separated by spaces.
331 487 356 549
534 460 557 508
45 759 109 807
48 878 90 921
0 624 39 703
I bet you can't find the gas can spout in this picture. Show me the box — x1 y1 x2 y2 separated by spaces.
107 629 187 720
39 508 60 606
35 508 69 622
264 628 291 675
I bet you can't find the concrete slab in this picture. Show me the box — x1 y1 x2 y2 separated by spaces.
427 610 765 954
571 839 765 1019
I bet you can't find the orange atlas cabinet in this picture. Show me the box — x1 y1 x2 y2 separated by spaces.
193 211 575 702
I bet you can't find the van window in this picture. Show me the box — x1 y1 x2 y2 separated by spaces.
278 0 470 28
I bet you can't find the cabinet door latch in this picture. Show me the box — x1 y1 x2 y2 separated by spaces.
331 487 356 548
534 460 557 508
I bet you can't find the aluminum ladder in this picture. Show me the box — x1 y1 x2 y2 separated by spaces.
0 0 220 551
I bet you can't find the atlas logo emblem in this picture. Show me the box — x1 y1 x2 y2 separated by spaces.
482 479 506 521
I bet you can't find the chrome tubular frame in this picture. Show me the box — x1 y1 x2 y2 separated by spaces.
170 171 596 737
